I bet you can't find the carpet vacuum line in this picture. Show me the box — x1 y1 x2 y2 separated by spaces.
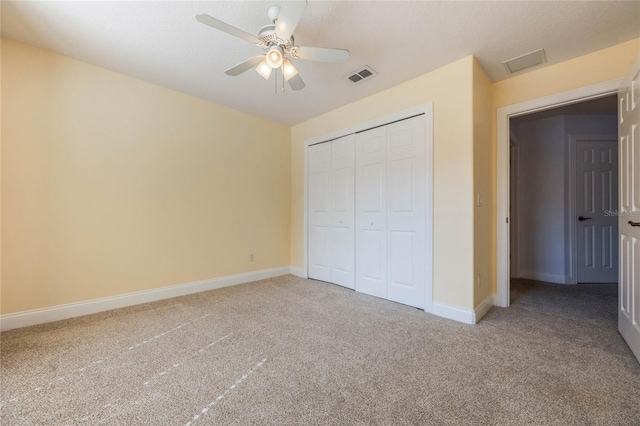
185 358 268 426
2 311 213 405
143 332 233 385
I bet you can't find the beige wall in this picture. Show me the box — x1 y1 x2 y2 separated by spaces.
4 34 638 318
291 56 476 310
1 39 291 314
472 58 493 307
489 38 640 295
291 39 640 312
493 39 640 110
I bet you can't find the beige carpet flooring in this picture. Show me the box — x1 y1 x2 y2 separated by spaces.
1 275 639 425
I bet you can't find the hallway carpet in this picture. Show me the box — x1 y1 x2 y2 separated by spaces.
1 276 639 425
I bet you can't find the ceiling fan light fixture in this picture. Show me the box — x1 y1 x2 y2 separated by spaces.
282 59 298 80
266 45 284 68
255 60 272 80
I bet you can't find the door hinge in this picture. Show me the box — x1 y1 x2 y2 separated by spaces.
506 217 509 223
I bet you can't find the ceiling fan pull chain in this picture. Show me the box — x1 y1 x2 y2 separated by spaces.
282 65 285 93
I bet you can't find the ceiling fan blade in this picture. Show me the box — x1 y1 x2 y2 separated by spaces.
287 73 306 91
275 0 308 41
225 56 265 76
291 46 350 63
196 14 261 45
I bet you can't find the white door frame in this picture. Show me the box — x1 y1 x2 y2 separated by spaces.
303 103 434 312
496 80 622 307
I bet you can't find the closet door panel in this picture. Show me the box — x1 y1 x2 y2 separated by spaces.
330 135 356 289
356 127 388 298
386 115 426 308
308 143 332 282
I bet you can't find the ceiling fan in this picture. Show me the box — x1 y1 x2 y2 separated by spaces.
196 0 350 91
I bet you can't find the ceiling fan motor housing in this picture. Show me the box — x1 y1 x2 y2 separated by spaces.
258 24 293 52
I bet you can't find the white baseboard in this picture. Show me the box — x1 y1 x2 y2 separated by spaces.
431 301 475 324
519 270 569 285
474 294 494 323
289 266 307 279
0 267 290 332
492 293 508 308
431 293 495 325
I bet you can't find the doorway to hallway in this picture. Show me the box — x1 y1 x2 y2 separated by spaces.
509 95 618 286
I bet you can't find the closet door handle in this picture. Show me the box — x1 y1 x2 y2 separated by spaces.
578 216 592 221
629 221 640 227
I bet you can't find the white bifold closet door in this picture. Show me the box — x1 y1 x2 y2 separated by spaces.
356 115 427 308
308 134 355 289
354 126 387 299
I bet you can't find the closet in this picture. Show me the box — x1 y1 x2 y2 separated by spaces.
308 134 356 289
308 114 428 309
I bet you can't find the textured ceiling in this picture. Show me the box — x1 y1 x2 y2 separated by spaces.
2 1 639 125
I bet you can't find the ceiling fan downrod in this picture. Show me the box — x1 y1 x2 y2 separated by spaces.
268 5 281 24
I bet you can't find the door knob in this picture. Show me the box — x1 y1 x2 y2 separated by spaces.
578 216 592 221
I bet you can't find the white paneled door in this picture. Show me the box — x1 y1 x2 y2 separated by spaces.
330 135 356 289
386 116 427 308
355 115 427 309
308 135 355 289
619 59 640 362
355 126 388 299
575 140 618 283
308 142 332 282
310 112 430 310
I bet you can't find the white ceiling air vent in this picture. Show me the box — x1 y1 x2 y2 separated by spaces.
503 48 547 74
345 66 377 84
